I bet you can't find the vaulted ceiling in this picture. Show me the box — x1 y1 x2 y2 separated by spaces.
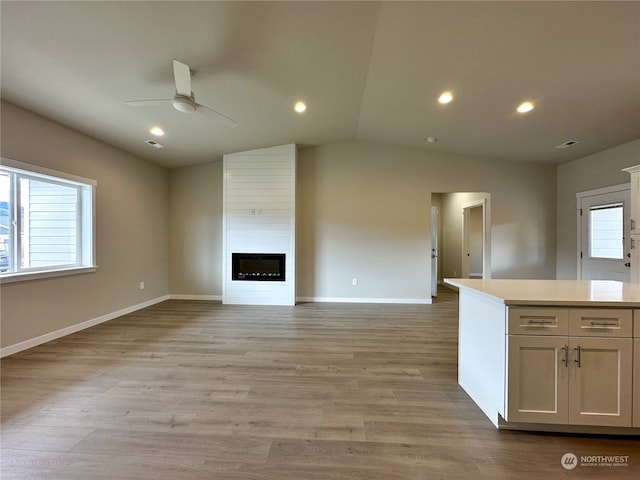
2 1 639 168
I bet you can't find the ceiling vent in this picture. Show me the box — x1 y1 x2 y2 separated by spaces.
145 139 165 148
555 140 579 149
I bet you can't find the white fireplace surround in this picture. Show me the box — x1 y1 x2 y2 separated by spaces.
222 144 296 305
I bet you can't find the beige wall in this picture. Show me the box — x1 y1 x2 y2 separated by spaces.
0 101 169 349
295 141 557 300
556 138 640 279
170 140 556 302
168 161 223 297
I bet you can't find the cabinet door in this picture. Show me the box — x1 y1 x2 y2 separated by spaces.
506 335 569 424
630 171 640 235
631 236 640 284
634 339 640 428
568 337 633 427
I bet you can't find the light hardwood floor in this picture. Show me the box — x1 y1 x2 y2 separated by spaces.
1 289 639 479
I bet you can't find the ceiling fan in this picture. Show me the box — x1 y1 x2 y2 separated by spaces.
125 60 238 128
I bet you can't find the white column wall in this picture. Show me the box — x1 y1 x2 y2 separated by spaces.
223 144 296 305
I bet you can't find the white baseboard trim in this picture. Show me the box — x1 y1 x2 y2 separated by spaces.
296 296 432 305
169 294 222 301
0 295 170 358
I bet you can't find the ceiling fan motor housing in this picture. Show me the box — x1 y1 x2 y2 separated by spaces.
172 95 196 113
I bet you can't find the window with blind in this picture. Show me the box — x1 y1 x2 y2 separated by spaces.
589 202 624 259
0 158 96 281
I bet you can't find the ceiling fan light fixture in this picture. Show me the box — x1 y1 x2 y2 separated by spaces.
173 96 196 113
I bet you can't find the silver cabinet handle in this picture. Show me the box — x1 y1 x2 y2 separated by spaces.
589 321 617 326
526 319 555 325
561 345 569 367
574 345 582 368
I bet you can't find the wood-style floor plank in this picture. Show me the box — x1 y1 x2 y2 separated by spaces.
2 289 639 479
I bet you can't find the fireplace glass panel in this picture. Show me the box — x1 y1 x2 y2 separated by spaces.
232 253 285 281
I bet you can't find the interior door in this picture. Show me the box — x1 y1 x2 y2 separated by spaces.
431 206 439 297
579 189 630 281
462 203 485 279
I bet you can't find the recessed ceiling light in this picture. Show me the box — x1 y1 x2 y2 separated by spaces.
425 136 438 143
149 126 165 136
294 101 307 113
516 101 535 113
438 91 453 104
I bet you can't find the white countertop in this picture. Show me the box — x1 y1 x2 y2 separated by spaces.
444 278 640 307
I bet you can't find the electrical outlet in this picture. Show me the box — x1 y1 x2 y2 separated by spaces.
352 278 358 286
139 281 145 290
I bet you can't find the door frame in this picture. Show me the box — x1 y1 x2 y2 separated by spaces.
576 183 630 280
461 197 491 279
430 205 439 296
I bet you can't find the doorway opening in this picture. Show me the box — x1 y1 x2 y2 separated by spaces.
462 199 490 278
430 193 491 297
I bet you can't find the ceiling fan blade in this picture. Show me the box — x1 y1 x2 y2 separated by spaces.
173 60 192 97
125 99 171 107
198 104 239 128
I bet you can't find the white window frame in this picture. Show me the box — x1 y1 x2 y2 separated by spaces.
0 157 97 283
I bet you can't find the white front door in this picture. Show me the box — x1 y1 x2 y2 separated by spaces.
578 187 631 281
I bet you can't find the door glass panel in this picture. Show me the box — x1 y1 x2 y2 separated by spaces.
590 203 623 259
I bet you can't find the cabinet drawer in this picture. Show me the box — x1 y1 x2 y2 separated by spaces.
507 307 569 335
569 309 633 337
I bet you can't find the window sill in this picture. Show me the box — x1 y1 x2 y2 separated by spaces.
0 266 98 284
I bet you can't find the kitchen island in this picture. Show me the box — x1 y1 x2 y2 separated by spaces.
444 278 640 434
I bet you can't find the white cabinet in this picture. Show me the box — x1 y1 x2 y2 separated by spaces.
448 279 640 433
506 307 633 427
635 310 640 428
632 237 640 284
625 166 640 235
568 336 632 426
623 165 640 284
507 335 569 424
635 339 640 428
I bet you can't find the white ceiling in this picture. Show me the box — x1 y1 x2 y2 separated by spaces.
2 1 639 168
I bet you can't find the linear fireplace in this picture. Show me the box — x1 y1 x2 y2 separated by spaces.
232 253 286 281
